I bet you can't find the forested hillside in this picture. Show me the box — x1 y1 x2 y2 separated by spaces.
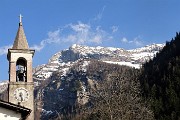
72 60 153 120
140 32 180 120
44 60 153 120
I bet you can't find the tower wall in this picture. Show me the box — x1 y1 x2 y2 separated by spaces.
8 51 35 120
8 82 34 120
8 20 35 120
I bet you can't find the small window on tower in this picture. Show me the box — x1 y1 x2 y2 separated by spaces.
16 58 27 82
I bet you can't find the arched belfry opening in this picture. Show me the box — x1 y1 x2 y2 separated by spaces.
16 58 27 82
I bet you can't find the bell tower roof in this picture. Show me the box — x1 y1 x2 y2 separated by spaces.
12 14 29 49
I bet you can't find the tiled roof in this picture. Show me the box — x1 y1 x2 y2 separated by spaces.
0 100 31 119
12 22 29 49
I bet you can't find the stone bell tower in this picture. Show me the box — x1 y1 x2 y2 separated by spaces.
7 14 35 120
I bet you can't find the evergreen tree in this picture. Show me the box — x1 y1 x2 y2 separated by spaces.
140 32 180 120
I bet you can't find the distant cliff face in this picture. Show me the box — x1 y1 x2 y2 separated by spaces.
0 81 8 93
0 81 8 101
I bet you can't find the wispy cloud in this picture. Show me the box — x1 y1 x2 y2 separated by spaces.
0 45 12 55
111 26 118 33
93 5 106 21
121 36 144 46
31 29 61 51
133 36 144 46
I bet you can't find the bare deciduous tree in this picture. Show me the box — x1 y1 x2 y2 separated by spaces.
75 72 154 120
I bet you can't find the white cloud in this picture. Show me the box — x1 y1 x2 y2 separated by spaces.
121 37 128 43
65 22 107 44
31 22 109 51
0 45 12 55
69 22 90 32
31 29 61 51
121 36 144 46
111 26 118 33
30 44 44 52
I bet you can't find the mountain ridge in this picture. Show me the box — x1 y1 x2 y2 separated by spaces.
0 43 165 92
33 43 165 80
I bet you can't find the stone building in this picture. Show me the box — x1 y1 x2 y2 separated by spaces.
0 99 31 120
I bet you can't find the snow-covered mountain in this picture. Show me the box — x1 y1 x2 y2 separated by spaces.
33 43 165 81
34 43 166 119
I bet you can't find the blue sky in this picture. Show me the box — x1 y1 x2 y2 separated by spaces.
0 0 180 80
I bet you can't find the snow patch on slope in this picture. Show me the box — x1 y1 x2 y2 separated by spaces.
103 61 141 69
